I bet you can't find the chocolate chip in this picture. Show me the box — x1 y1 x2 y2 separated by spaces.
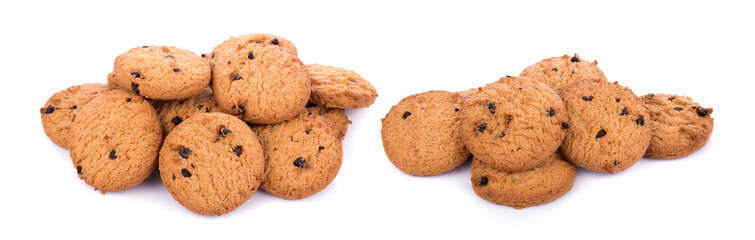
479 176 488 186
582 96 593 101
173 68 180 73
142 46 149 48
191 164 195 169
305 129 311 134
271 38 279 45
454 108 459 112
77 166 82 174
697 107 708 117
179 147 191 159
477 123 487 132
551 68 558 72
172 175 176 180
506 75 512 78
636 117 645 126
44 105 56 114
201 53 206 58
68 105 77 110
178 100 185 105
109 149 117 159
197 104 204 110
227 61 231 64
648 93 655 98
293 157 305 168
248 52 254 60
548 108 555 117
571 70 576 74
233 146 243 156
166 55 174 59
668 97 676 102
181 169 192 178
126 98 132 102
570 55 580 62
596 129 607 139
620 107 628 116
130 72 140 78
562 122 569 129
402 111 411 119
318 146 325 151
499 132 506 138
220 126 232 137
488 102 496 114
131 83 140 94
171 116 182 125
613 160 618 166
616 98 620 102
674 107 683 111
211 52 216 58
232 73 243 81
237 105 245 115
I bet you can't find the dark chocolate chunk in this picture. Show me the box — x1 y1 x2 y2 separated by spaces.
488 102 496 114
620 107 628 116
179 147 191 159
479 176 488 186
69 105 77 110
402 111 411 119
171 116 182 125
318 146 325 151
548 108 555 117
582 96 593 101
613 160 618 166
220 126 232 137
173 68 180 73
697 107 709 117
570 55 580 62
233 146 243 156
130 72 140 78
305 129 311 134
131 83 140 94
232 73 243 81
596 129 607 139
248 52 254 60
636 117 645 126
201 53 206 58
454 108 459 112
271 38 279 45
562 122 569 129
141 46 149 48
551 68 558 72
126 98 132 102
181 169 192 178
668 96 676 102
211 52 216 58
109 149 117 159
44 105 56 114
477 123 487 132
197 105 204 110
674 107 683 111
616 98 620 102
77 166 82 174
166 55 174 59
293 157 305 168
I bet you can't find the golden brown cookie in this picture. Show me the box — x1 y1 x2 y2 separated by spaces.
68 90 162 192
208 33 298 67
640 93 714 159
560 79 651 173
471 152 576 209
519 54 606 95
459 77 568 172
157 88 220 136
211 41 310 124
306 64 378 108
40 83 110 148
381 90 470 176
306 104 351 135
111 45 210 100
159 112 265 215
252 108 343 199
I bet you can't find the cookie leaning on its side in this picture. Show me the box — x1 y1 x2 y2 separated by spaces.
40 83 110 148
306 64 378 109
640 93 714 159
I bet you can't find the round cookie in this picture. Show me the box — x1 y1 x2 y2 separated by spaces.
471 152 576 209
306 64 378 109
40 83 110 148
560 79 651 173
208 33 298 67
211 42 310 124
519 54 606 95
68 90 162 192
306 104 351 135
640 93 714 159
459 77 568 172
112 45 211 100
157 88 221 136
160 112 265 215
381 90 470 176
252 109 343 200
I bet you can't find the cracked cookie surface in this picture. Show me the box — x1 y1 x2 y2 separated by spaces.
640 93 713 159
459 77 567 172
520 54 606 95
160 112 265 215
560 79 650 173
68 90 162 192
40 83 110 148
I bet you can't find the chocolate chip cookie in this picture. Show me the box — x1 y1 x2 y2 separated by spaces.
306 104 351 135
157 88 220 136
111 45 211 100
252 108 343 199
560 79 651 173
211 41 310 124
68 90 163 192
471 152 576 209
381 90 470 176
519 54 606 95
459 77 568 172
640 93 714 159
40 83 110 148
306 64 378 109
208 33 298 67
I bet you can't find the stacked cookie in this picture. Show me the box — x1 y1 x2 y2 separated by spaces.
40 33 378 215
381 54 713 209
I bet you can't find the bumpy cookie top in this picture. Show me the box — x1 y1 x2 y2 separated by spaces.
640 93 714 159
459 77 568 172
211 43 310 124
69 90 162 192
560 79 650 173
471 152 576 209
160 112 265 215
519 54 606 95
207 33 298 66
40 83 110 148
112 45 211 100
306 64 378 109
157 88 220 136
381 90 470 176
252 109 343 200
306 104 351 135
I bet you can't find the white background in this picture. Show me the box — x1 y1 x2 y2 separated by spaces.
1 0 753 239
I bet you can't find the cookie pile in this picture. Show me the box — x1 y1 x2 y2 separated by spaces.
40 33 378 215
381 54 713 209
